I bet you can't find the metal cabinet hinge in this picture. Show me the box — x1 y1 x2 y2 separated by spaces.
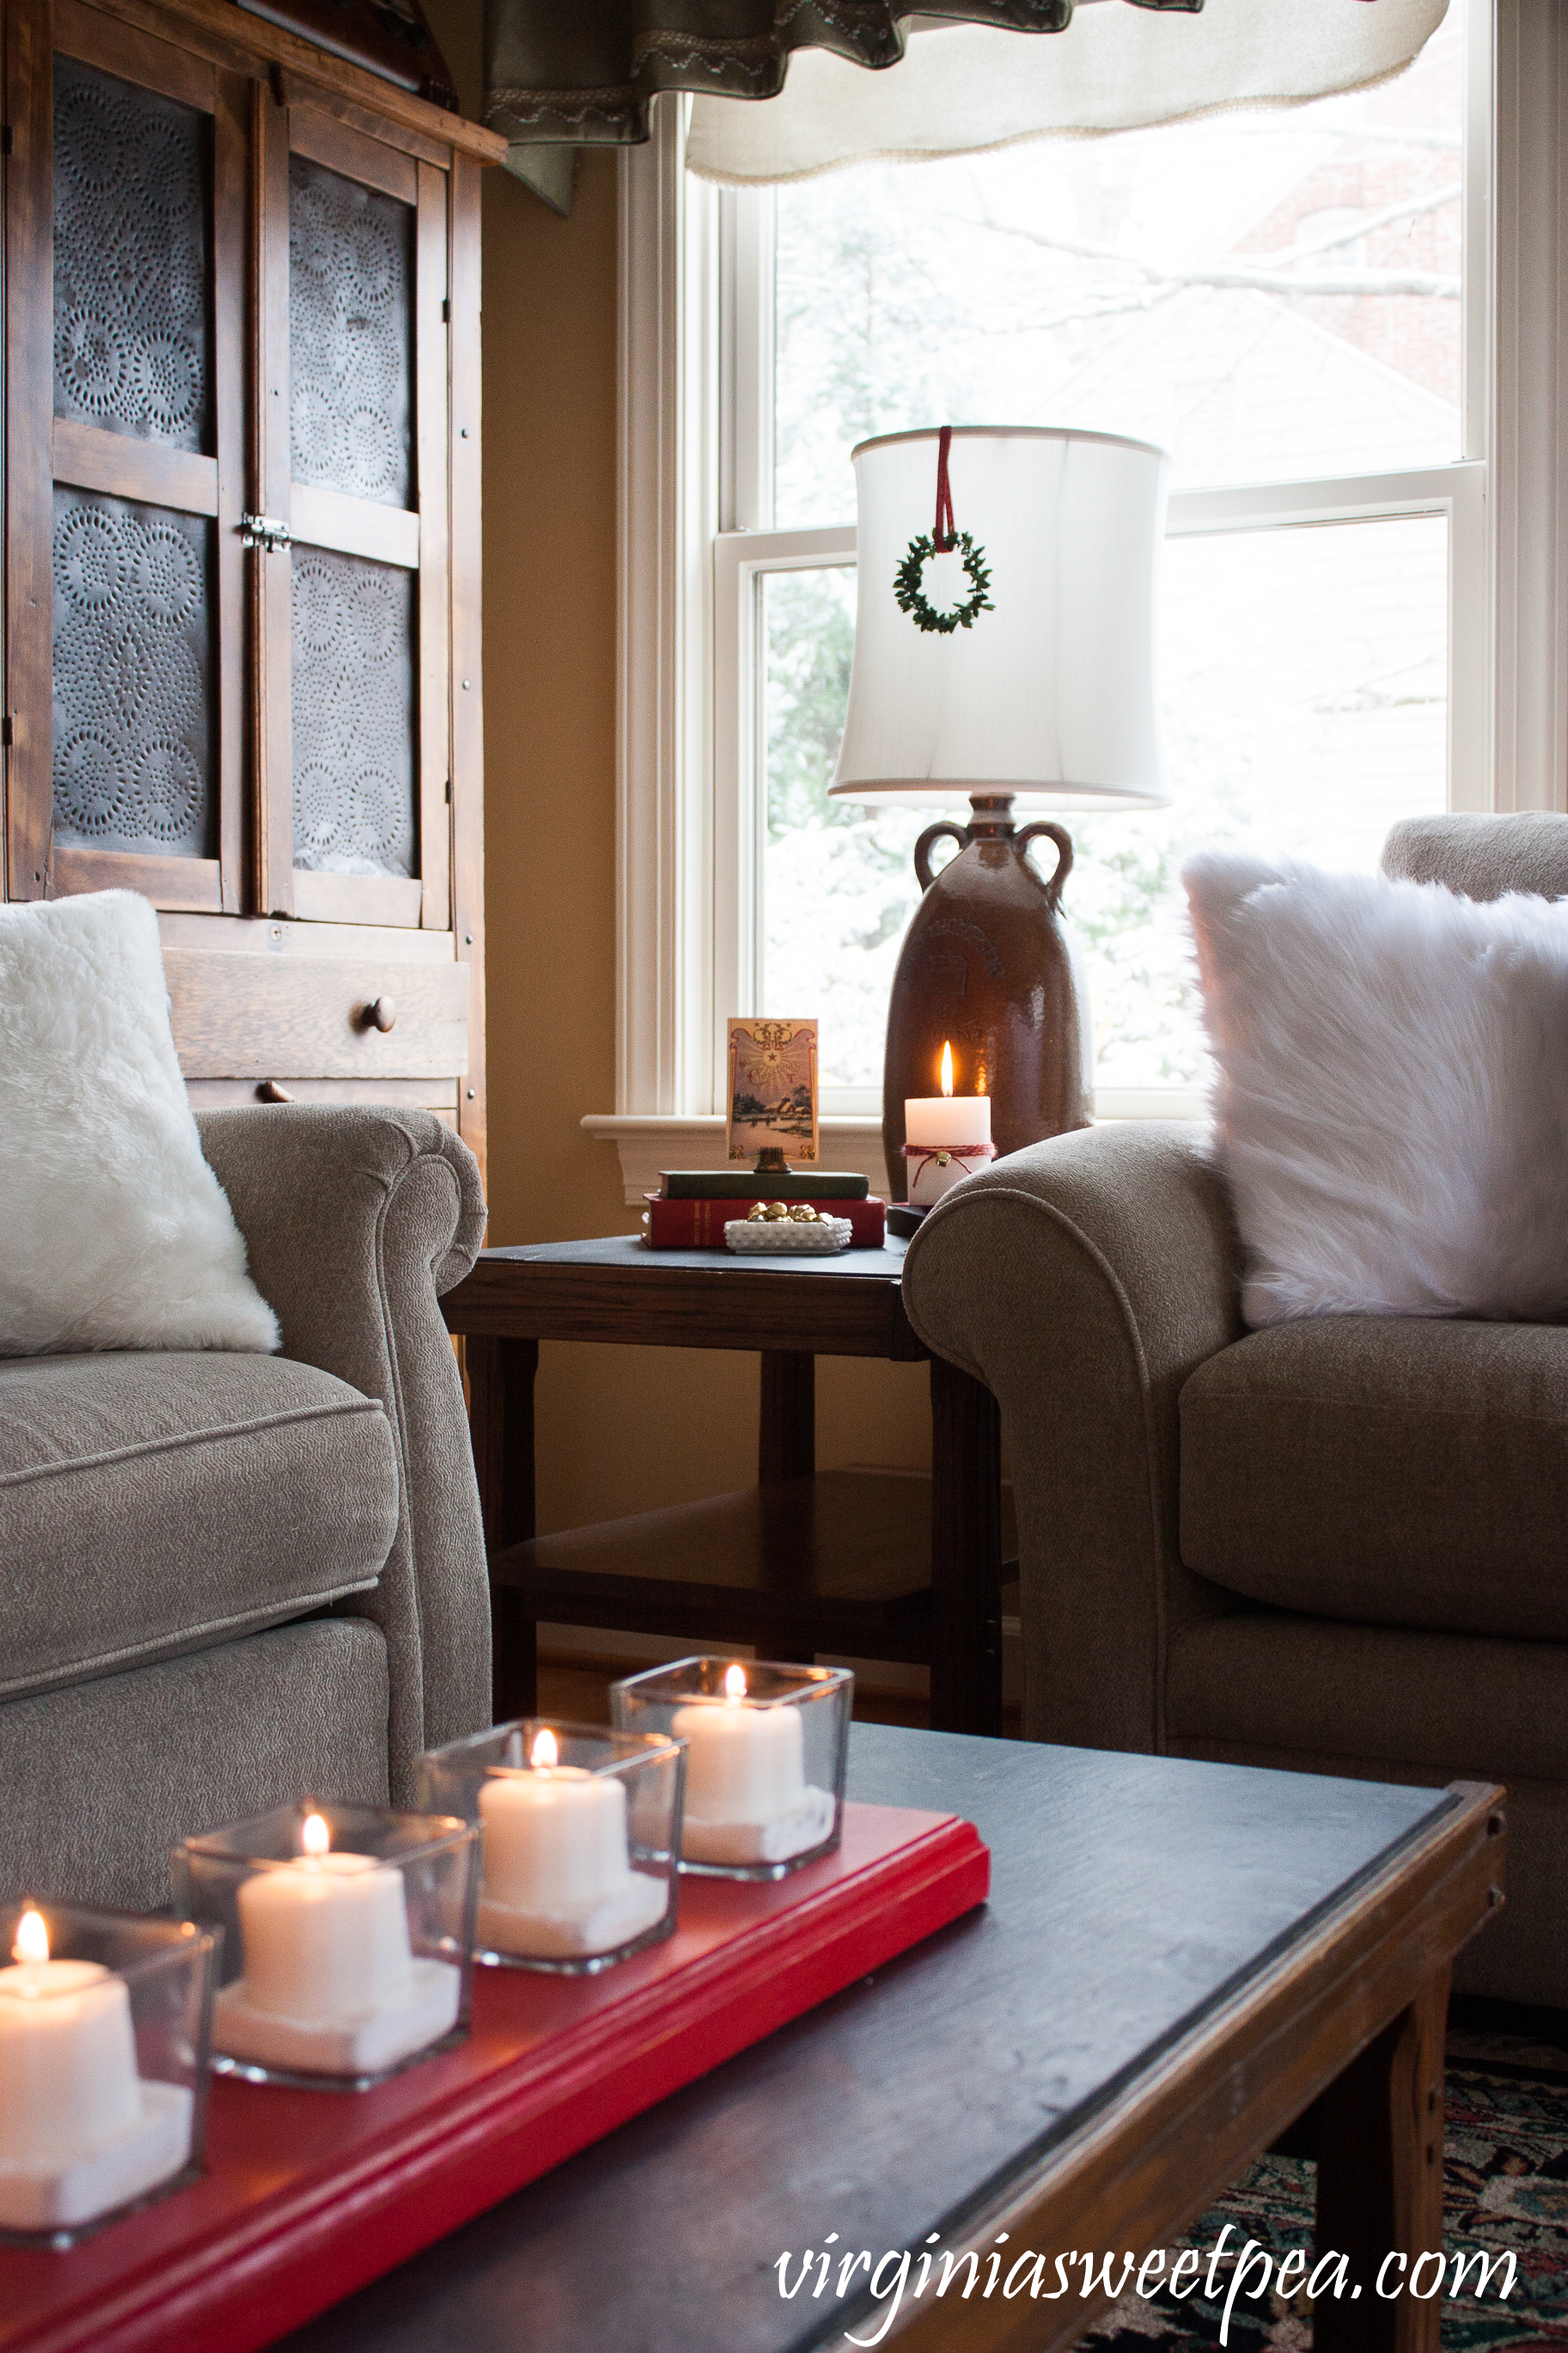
2 127 13 156
240 513 291 553
442 297 450 324
0 716 13 747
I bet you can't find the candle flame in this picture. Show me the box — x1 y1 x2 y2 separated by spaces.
301 1812 331 1859
723 1664 748 1704
940 1042 955 1097
12 1909 47 1967
530 1728 559 1772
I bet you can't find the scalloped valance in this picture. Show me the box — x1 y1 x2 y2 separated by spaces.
486 0 1432 216
485 2 1206 209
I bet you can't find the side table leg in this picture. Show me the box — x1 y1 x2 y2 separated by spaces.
929 1355 1003 1736
1314 1969 1449 2353
760 1354 818 1659
466 1334 540 1720
760 1352 815 1483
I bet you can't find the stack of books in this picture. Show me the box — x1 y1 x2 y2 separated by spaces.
644 1169 886 1249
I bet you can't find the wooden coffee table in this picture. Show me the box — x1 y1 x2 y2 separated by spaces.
442 1237 1010 1733
276 1728 1504 2353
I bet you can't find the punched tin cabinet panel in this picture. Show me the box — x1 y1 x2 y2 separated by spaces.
52 489 217 859
291 547 417 877
53 53 212 453
289 152 413 508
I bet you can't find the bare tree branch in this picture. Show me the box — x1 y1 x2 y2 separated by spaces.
971 211 1459 299
1268 182 1461 264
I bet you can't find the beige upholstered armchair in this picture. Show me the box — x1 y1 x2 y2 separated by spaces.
0 1106 491 1915
903 814 1568 2006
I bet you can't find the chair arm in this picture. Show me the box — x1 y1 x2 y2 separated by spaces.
902 1122 1244 1751
195 1105 490 1789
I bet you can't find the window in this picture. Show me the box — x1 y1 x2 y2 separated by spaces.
613 0 1567 1142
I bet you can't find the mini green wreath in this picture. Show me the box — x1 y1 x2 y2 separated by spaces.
894 529 994 635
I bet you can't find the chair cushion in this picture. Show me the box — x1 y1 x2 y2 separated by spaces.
1180 1317 1568 1641
0 1352 399 1702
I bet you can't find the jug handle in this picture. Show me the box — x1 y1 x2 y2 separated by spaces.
1016 821 1073 913
914 822 970 893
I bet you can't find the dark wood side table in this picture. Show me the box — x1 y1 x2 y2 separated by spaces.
441 1236 1008 1734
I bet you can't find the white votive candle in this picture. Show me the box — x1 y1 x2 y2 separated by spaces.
0 1908 192 2234
475 1728 667 1962
671 1667 835 1868
214 1813 460 2079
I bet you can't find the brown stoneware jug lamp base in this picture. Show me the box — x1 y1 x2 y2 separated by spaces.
882 791 1091 1202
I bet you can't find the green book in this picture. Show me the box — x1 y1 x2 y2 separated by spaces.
661 1168 870 1202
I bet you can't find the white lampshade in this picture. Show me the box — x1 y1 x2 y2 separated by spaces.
828 425 1170 811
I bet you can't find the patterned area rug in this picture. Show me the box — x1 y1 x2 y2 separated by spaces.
1083 2014 1568 2353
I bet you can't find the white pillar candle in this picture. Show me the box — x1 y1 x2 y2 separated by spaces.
237 1851 414 2022
671 1667 835 1868
906 1042 992 1152
674 1693 807 1822
213 1814 460 2080
0 1936 139 2164
480 1764 630 1909
0 1909 193 2234
475 1729 668 1962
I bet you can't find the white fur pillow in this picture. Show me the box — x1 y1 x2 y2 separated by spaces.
0 892 280 1354
1184 850 1568 1326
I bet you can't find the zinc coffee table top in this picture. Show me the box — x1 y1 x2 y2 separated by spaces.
276 1727 1501 2353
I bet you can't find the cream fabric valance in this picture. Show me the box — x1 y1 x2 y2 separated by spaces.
685 0 1449 185
488 0 1211 210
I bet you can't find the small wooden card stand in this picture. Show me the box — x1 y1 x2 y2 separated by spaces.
3 1802 988 2353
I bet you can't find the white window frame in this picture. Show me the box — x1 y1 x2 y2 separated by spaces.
593 0 1568 1184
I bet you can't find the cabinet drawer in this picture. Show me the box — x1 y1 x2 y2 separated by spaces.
164 951 470 1079
186 1079 460 1119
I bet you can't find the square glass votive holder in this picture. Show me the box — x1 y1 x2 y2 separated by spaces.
170 1800 478 2092
415 1719 685 1975
0 1897 218 2247
611 1659 852 1880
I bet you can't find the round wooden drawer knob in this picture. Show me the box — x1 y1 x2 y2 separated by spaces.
364 996 397 1033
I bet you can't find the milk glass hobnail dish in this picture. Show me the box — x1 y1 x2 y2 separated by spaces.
612 1659 852 1880
171 1801 478 2091
415 1719 686 1974
0 1897 218 2247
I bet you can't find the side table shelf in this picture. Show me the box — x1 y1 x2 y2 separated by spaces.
443 1238 1010 1734
486 1467 1020 1680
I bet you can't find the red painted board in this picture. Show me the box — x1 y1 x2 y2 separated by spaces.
3 1801 989 2353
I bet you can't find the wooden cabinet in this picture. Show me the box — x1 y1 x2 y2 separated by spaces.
1 0 500 1167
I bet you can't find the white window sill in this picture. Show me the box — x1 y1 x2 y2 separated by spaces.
583 1093 1205 1207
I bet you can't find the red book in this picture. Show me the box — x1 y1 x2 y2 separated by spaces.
644 1193 887 1248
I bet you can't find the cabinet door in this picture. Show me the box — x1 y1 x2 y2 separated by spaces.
4 0 247 909
253 98 450 931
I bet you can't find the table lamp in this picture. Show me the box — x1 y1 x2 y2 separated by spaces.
828 425 1169 1200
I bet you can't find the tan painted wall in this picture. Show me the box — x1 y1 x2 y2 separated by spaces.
424 0 930 1540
